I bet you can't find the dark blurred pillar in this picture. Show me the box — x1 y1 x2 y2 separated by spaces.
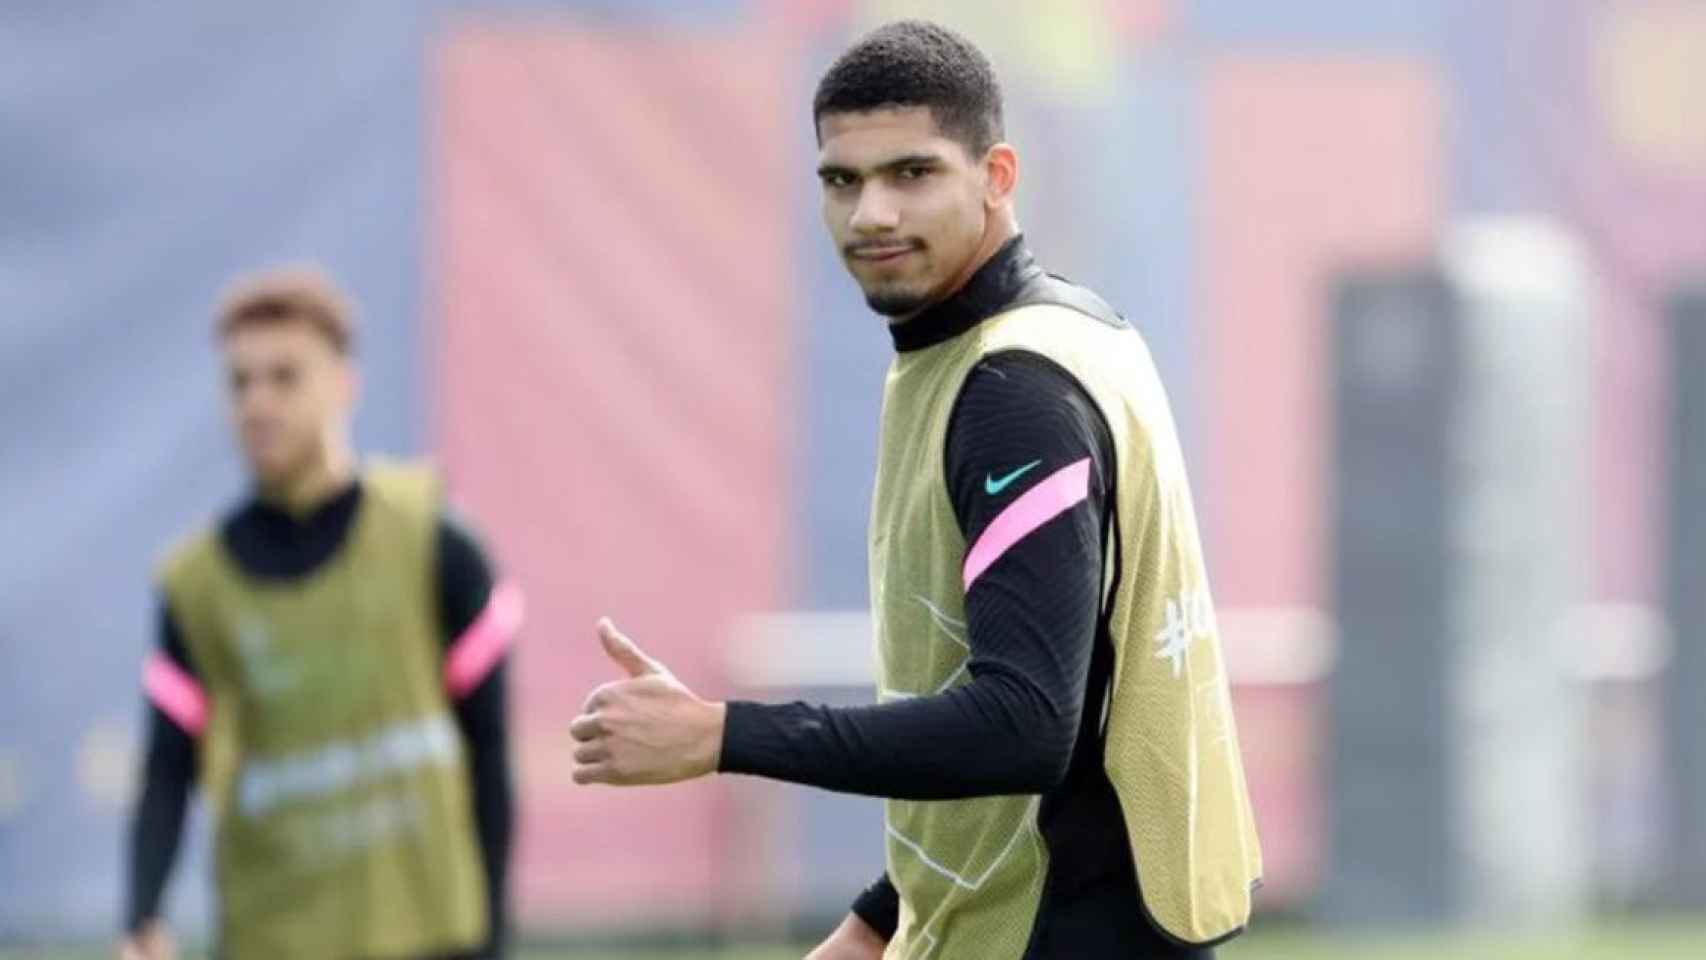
1666 286 1706 909
1322 267 1459 926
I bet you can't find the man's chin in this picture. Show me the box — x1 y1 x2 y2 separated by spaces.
863 288 932 318
249 464 291 490
247 452 304 488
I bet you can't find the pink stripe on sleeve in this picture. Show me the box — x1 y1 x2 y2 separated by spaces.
445 580 525 699
143 651 209 737
962 458 1093 590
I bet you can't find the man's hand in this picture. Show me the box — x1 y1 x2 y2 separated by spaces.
117 918 175 960
569 618 726 786
805 913 888 960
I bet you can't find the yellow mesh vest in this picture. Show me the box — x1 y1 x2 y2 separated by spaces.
159 461 487 960
870 306 1262 957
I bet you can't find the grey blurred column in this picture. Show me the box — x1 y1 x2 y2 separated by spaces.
1324 266 1458 926
1325 220 1591 927
1666 286 1706 908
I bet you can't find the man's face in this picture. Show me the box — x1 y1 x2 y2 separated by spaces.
222 321 353 487
817 106 992 317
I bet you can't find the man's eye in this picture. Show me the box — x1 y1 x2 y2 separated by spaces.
823 173 856 189
898 166 931 180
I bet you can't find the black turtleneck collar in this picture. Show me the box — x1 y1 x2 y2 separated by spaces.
222 477 363 580
888 234 1041 353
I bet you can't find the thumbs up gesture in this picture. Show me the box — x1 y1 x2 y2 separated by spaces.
569 618 727 786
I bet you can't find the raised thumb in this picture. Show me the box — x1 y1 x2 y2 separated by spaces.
597 617 664 677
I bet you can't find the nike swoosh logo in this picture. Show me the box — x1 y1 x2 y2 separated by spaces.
985 460 1043 495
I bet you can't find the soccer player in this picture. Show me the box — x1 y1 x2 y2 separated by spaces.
567 20 1261 959
119 269 520 960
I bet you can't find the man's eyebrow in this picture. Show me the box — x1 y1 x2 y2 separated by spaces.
816 154 945 178
875 154 944 172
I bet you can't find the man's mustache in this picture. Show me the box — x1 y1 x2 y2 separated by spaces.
845 238 925 257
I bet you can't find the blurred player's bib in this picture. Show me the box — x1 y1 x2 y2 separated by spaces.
159 461 487 960
870 293 1262 956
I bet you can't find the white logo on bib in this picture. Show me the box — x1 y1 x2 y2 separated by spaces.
1153 587 1214 678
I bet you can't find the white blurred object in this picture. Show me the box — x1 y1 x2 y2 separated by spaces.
728 610 876 689
1442 216 1595 927
728 605 1342 690
1567 604 1671 682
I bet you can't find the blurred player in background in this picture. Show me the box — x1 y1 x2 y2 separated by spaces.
566 20 1260 960
120 269 520 960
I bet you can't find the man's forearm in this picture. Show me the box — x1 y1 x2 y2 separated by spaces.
470 749 513 955
718 664 1074 799
455 659 514 956
125 708 193 932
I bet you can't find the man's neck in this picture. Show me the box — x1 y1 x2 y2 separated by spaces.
891 217 1021 327
259 444 356 517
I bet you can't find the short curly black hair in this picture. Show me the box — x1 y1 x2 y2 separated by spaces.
813 20 1005 157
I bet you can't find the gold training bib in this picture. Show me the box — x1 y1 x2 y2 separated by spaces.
869 306 1262 957
159 462 488 960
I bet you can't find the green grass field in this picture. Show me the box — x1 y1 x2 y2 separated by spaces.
7 918 1705 960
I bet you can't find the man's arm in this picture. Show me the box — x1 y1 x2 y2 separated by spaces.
717 352 1114 799
850 872 900 939
805 912 889 960
437 512 520 959
124 603 204 936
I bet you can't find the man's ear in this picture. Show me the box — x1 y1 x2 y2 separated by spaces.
984 143 1018 207
340 360 362 412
